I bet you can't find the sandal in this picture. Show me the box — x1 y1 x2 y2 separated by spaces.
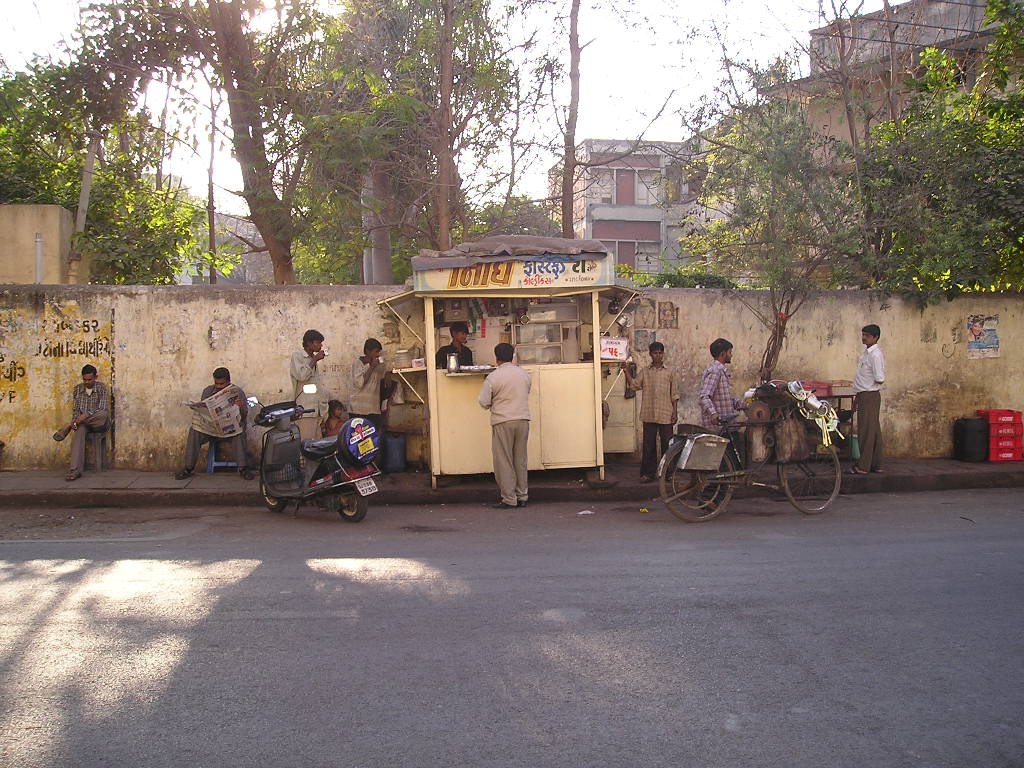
65 471 81 482
849 467 868 475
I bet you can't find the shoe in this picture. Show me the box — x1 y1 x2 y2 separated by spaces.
65 471 81 482
53 429 68 442
240 469 255 481
849 466 868 475
517 500 528 508
174 469 193 480
872 468 885 474
492 501 518 509
639 474 655 483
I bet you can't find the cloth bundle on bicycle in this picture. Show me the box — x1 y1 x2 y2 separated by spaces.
774 414 812 463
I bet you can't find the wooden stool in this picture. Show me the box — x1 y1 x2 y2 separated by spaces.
86 432 108 471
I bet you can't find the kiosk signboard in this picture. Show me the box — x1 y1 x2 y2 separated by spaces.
413 256 614 293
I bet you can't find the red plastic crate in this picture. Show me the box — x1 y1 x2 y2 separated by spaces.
976 409 1023 424
801 380 832 397
989 447 1023 462
989 436 1023 452
990 422 1024 437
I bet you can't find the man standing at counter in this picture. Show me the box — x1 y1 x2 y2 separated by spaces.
435 321 474 369
478 343 531 509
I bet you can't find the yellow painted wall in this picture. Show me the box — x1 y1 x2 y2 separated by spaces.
0 284 1021 469
634 289 1023 460
0 205 78 284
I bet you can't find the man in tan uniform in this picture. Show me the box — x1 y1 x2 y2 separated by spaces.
478 343 531 508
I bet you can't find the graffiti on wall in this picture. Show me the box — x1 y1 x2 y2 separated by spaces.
0 303 112 411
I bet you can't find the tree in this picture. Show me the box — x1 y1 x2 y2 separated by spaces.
75 0 356 284
681 58 859 381
859 2 1024 301
0 63 203 284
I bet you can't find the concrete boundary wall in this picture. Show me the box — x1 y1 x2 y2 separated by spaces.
1 284 1020 470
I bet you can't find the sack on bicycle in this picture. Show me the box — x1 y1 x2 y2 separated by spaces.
774 414 812 463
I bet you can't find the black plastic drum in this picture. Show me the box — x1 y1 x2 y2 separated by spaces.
953 417 988 462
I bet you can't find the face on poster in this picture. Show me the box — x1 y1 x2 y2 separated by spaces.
966 313 1000 359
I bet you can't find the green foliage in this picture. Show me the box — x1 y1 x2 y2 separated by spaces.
616 263 737 289
0 64 202 284
83 174 203 284
860 7 1024 303
467 195 559 239
681 62 862 378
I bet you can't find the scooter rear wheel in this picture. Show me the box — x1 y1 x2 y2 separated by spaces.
339 493 368 523
260 479 288 513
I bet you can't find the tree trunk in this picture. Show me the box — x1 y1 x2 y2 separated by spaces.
207 89 218 285
360 165 393 284
67 131 101 283
207 0 296 283
560 0 581 239
435 0 456 250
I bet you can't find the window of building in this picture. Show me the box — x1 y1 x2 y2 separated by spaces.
634 242 663 274
591 169 614 204
635 171 660 206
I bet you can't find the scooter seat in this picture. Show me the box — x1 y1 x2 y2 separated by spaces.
301 436 339 458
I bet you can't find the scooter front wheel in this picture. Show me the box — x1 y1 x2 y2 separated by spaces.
260 479 288 513
338 493 368 523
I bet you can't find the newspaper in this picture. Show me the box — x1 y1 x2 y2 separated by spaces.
184 384 245 438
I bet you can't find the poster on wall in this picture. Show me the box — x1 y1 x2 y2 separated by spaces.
966 313 1000 359
634 329 656 353
634 299 657 330
657 301 679 329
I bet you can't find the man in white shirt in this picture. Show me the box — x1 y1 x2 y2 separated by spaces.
478 343 531 508
290 329 327 440
851 323 885 474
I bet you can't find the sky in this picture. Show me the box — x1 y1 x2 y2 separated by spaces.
2 0 889 212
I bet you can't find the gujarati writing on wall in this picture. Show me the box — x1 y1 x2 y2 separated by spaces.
0 302 113 409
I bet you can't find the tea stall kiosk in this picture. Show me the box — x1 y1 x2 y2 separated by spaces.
380 236 639 488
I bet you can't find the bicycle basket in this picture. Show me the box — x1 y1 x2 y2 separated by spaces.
676 433 730 471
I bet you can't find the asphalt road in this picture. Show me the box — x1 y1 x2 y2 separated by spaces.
1 490 1023 768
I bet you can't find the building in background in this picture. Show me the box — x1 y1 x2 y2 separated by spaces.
789 0 993 143
554 139 700 275
177 212 274 285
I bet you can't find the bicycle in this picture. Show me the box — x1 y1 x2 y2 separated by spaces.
657 381 843 522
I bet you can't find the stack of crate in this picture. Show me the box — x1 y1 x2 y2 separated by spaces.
977 409 1023 462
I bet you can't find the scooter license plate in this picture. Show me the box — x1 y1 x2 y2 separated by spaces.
354 477 378 496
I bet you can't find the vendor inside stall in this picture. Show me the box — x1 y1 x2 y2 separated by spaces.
434 321 474 369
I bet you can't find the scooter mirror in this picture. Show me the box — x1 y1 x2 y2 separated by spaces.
302 383 318 395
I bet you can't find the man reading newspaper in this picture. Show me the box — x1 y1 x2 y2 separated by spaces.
174 367 255 480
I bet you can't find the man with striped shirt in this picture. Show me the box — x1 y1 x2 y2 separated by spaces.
623 341 678 482
53 364 110 482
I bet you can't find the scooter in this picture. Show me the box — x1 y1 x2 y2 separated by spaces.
254 399 382 522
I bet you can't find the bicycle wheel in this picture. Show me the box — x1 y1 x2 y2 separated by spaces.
777 445 841 514
658 441 737 523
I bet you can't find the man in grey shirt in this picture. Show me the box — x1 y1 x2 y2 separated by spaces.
478 343 531 508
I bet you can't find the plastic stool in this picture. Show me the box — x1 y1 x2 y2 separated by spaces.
87 432 108 471
206 439 239 473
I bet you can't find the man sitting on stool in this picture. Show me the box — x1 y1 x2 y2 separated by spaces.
53 363 110 482
174 367 254 481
